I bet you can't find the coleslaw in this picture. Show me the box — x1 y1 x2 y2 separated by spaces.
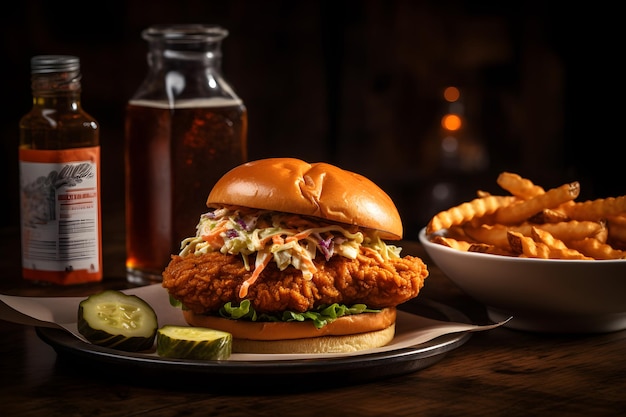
178 207 402 298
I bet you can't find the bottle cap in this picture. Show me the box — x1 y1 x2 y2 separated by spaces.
31 55 80 74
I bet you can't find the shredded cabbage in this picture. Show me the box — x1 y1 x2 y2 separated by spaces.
178 207 402 297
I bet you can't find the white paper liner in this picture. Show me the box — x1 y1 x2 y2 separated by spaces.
0 284 509 361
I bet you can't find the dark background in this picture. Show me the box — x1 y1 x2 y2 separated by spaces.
2 0 623 240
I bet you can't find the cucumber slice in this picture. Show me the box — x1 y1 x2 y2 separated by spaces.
77 290 158 352
157 325 232 360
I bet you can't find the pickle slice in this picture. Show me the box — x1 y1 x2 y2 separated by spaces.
77 290 158 352
156 325 232 360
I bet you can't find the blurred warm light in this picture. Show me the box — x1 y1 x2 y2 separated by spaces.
449 101 464 115
441 114 462 131
432 183 453 201
443 86 460 102
441 135 458 153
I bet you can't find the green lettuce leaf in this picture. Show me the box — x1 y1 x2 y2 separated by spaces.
219 300 380 329
171 294 380 329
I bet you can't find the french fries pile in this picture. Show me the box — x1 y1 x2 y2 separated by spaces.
425 172 626 260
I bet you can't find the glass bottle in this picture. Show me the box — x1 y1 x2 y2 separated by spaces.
125 24 248 284
19 55 102 285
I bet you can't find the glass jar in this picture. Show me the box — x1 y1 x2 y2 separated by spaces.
125 24 248 284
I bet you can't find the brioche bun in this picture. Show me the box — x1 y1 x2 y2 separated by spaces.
206 157 403 240
183 307 397 354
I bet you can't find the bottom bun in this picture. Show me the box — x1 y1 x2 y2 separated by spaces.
232 324 395 354
183 307 397 354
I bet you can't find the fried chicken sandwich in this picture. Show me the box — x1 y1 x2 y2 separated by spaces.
162 158 429 354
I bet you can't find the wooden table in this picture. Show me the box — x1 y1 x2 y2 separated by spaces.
1 222 625 417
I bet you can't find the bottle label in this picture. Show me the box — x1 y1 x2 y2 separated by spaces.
19 147 102 284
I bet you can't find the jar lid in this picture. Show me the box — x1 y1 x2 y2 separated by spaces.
142 24 228 43
31 55 80 74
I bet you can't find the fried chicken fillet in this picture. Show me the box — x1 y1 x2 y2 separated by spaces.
162 248 428 316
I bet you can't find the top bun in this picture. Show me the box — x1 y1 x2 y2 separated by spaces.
206 158 403 239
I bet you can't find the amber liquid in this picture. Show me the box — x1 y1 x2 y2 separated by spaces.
19 93 103 284
125 98 247 282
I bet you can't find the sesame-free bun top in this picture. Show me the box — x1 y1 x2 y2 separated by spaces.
206 158 403 240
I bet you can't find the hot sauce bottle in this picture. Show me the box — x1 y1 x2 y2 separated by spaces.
19 55 102 285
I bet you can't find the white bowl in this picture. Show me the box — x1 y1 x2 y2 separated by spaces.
419 227 626 333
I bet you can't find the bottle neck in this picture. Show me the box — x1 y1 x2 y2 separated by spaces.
32 94 81 110
148 46 223 73
132 25 241 102
143 24 226 73
31 70 82 108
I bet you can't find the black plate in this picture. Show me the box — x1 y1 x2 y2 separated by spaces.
37 298 471 391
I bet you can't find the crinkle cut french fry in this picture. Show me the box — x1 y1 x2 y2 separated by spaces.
608 215 626 244
527 208 569 224
496 172 545 199
494 182 580 225
465 213 496 228
561 195 626 221
426 195 516 234
530 226 570 251
534 220 605 242
463 224 517 250
507 231 545 257
608 214 626 226
550 246 592 260
468 243 515 257
425 171 626 259
593 220 608 244
445 225 470 241
567 238 626 260
507 230 591 260
462 221 603 250
430 235 473 251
